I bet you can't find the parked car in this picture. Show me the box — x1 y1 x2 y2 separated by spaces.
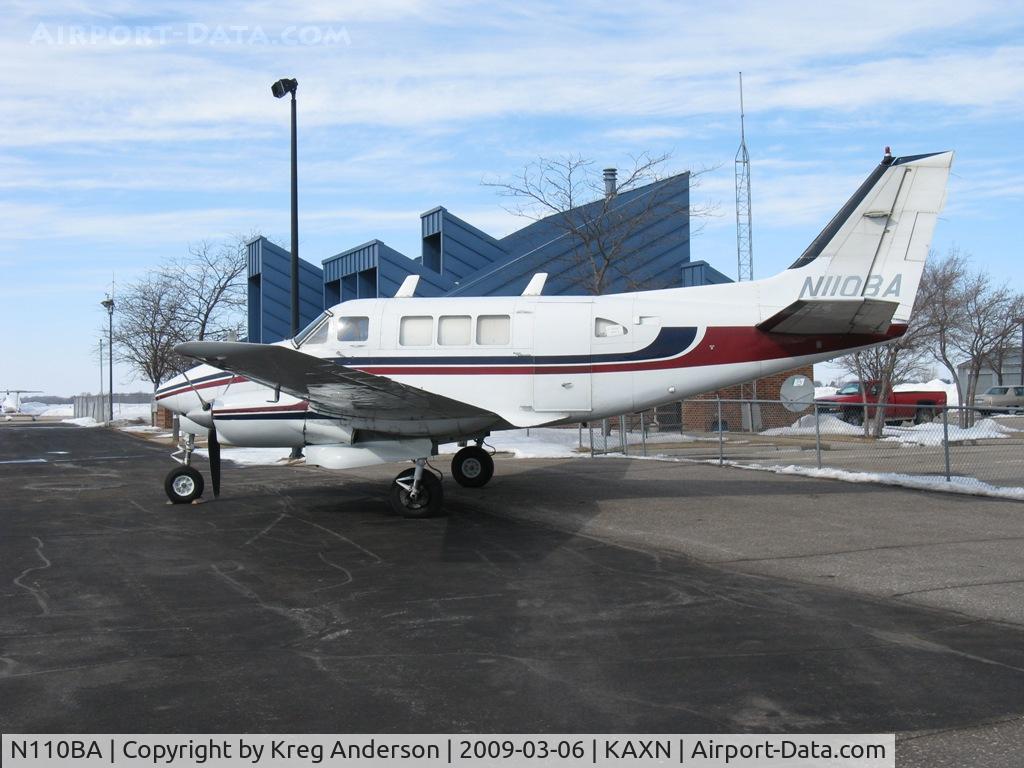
973 385 1024 414
815 380 947 425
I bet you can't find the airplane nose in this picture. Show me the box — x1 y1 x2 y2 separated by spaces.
155 375 196 416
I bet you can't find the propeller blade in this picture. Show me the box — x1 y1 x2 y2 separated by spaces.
208 427 221 498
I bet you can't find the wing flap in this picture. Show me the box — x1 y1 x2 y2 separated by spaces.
758 298 898 335
175 341 494 420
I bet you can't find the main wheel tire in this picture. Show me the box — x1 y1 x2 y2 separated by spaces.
914 403 936 425
841 408 863 426
389 468 444 518
451 446 494 488
164 465 204 504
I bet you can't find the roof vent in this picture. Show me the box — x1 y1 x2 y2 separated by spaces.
603 168 617 199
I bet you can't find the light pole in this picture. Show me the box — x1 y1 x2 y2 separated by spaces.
101 297 114 422
271 77 300 336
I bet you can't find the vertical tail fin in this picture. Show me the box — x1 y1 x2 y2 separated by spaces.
786 150 953 324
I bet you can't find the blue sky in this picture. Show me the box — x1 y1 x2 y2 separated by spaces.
2 1 1023 394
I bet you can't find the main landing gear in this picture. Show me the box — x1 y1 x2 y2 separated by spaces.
388 441 496 518
451 444 494 488
389 458 443 518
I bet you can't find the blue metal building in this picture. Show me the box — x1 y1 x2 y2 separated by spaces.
246 237 325 343
247 170 732 342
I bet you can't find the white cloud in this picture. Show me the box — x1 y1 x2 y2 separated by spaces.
0 1 1018 149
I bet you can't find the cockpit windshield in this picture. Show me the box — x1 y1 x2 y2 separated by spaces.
292 310 333 348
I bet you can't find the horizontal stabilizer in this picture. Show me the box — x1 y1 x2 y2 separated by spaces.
758 298 899 335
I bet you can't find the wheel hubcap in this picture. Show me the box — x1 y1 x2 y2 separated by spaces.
462 458 482 478
172 475 195 497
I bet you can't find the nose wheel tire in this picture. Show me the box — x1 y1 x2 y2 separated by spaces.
164 465 204 504
389 468 444 518
451 446 494 488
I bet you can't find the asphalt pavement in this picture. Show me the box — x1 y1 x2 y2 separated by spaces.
2 423 1023 766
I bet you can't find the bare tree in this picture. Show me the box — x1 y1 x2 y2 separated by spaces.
957 271 1018 413
916 249 970 422
112 273 191 391
485 153 714 295
915 248 1023 426
983 293 1024 385
835 294 933 435
161 234 251 341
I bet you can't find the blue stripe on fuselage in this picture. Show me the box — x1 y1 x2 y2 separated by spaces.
329 326 699 367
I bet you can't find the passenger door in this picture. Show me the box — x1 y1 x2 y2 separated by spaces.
532 300 592 412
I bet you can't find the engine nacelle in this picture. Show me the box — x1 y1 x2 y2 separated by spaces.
212 411 353 448
305 439 433 469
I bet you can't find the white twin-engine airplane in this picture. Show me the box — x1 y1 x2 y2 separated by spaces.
158 149 953 517
3 390 43 421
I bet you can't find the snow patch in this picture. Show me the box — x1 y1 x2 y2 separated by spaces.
440 428 583 459
40 404 73 417
194 447 293 466
742 462 1024 501
882 418 1018 446
761 414 863 437
62 417 102 427
893 378 960 406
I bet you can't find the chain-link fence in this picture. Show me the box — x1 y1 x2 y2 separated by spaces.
581 399 1024 491
73 395 155 424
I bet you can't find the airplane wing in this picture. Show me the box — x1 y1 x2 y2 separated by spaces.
757 298 899 335
175 341 496 420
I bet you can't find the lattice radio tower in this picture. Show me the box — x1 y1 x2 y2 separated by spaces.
735 72 753 281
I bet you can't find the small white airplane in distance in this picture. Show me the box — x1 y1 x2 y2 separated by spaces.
3 390 44 421
157 148 953 516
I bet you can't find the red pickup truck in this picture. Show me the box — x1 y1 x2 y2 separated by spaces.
816 380 947 425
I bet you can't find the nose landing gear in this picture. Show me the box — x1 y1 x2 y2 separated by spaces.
165 465 205 503
165 433 204 504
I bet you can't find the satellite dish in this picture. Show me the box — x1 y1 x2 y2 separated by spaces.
780 375 815 412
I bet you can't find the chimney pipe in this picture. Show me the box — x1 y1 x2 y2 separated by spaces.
603 168 617 199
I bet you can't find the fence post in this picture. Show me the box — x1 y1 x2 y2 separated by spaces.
578 423 582 450
814 402 822 469
640 411 647 457
588 423 595 458
717 397 724 466
943 406 952 482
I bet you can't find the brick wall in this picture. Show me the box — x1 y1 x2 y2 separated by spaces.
679 365 815 431
154 406 175 429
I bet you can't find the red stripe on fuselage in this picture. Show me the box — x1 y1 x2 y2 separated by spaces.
352 326 905 376
155 375 248 401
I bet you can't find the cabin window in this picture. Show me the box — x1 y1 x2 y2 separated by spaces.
399 316 433 346
594 317 628 338
476 315 510 345
438 315 471 346
336 316 369 343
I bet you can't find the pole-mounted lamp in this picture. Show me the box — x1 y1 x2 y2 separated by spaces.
271 77 300 337
100 297 114 423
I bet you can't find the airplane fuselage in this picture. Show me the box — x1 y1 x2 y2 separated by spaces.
158 268 901 449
